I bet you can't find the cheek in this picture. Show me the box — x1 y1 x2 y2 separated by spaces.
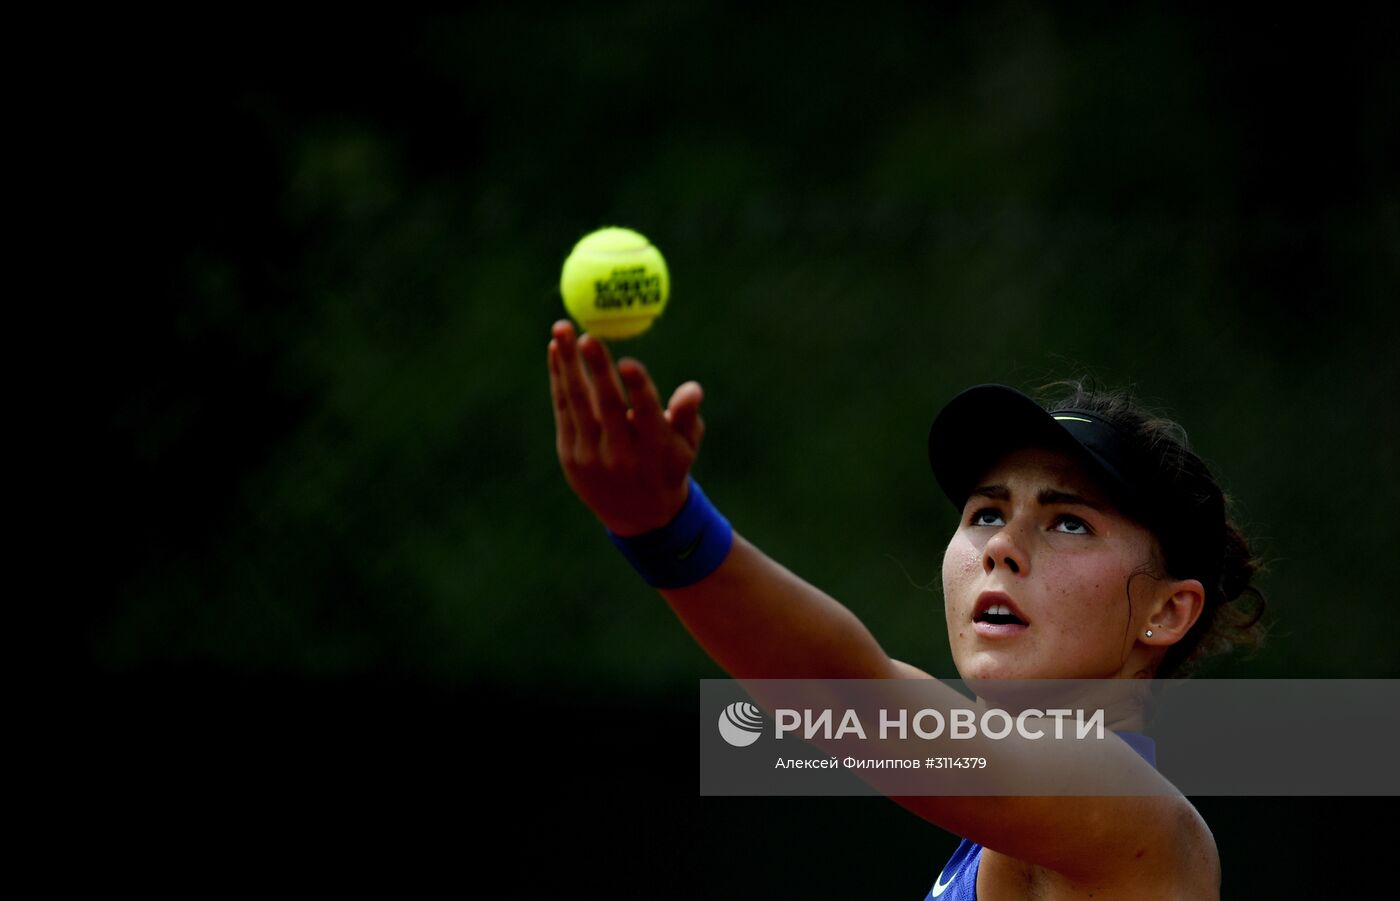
942 534 981 590
1040 556 1127 627
942 534 982 627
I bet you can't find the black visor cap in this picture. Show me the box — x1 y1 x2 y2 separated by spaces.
927 384 1145 519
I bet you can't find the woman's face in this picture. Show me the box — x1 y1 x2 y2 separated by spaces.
942 445 1165 681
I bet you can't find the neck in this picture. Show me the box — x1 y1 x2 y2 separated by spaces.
969 679 1152 732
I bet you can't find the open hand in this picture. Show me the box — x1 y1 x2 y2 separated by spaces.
547 319 705 536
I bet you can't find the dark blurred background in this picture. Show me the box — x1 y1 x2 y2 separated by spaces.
73 1 1397 895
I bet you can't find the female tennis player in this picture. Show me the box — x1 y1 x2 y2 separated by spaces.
546 318 1265 899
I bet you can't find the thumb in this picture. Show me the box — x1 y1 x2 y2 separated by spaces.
665 381 705 450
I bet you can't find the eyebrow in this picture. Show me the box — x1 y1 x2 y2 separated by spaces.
969 484 1105 512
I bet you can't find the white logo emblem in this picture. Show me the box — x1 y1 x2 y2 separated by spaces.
929 865 957 897
717 701 764 747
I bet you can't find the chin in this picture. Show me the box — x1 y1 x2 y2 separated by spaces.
958 654 1035 682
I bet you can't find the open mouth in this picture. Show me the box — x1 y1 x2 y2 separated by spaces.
975 605 1027 627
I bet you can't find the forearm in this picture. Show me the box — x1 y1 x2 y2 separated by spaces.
546 323 896 680
658 532 898 680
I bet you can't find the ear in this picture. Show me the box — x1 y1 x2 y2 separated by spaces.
1143 578 1206 646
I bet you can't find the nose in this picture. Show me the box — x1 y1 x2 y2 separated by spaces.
983 522 1029 576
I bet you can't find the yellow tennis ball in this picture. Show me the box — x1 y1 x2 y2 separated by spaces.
559 226 669 339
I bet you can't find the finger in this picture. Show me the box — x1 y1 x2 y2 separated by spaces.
551 319 574 339
666 381 706 450
556 324 602 449
548 339 577 455
578 334 630 442
618 357 666 438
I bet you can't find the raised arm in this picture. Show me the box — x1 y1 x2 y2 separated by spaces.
547 319 900 680
547 320 1220 893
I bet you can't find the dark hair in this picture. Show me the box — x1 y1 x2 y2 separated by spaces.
1036 378 1268 678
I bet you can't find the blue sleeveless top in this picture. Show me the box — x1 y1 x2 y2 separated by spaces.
922 731 1158 900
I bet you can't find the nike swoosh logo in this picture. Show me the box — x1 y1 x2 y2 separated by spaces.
929 866 955 897
676 527 706 561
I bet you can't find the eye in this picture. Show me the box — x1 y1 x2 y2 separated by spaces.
969 507 1004 527
1054 514 1092 535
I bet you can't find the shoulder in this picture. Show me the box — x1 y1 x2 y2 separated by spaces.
979 802 1218 899
1090 794 1220 892
971 792 1219 897
1084 797 1220 898
1169 798 1221 898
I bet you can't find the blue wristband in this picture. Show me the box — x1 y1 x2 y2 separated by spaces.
607 478 734 589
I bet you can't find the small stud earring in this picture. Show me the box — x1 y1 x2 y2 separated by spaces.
1145 629 1154 638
